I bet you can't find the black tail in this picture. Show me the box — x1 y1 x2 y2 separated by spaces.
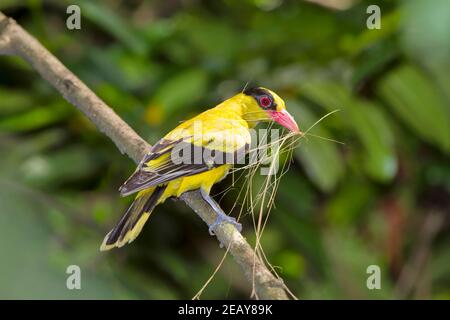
100 186 166 251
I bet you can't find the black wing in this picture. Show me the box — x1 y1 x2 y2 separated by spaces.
119 138 248 196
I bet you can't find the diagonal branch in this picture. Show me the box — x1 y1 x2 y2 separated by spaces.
0 11 289 300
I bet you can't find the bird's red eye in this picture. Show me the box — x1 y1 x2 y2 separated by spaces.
259 96 271 108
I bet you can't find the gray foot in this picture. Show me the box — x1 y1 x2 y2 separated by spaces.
208 213 242 235
198 188 242 235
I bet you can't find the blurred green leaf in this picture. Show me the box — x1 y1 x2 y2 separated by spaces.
15 128 67 157
290 100 344 192
275 250 306 279
0 89 34 115
276 210 326 269
180 15 240 69
77 0 147 55
378 64 450 153
325 179 374 226
0 182 138 298
0 102 71 132
149 69 208 123
20 145 103 188
323 229 393 299
341 10 400 56
301 82 398 182
400 0 450 66
276 170 315 215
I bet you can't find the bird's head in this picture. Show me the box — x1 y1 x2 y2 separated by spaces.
240 87 300 133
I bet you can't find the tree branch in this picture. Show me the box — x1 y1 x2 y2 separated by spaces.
0 11 289 300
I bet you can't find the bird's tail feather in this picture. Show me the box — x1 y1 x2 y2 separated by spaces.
100 185 166 251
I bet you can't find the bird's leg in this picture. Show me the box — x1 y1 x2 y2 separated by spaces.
199 188 242 235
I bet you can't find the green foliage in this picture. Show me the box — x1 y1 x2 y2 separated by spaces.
0 0 448 299
378 65 450 153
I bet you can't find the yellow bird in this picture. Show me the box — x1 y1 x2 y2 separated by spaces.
100 87 299 251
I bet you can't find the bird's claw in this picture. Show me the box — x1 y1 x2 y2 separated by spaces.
208 214 242 235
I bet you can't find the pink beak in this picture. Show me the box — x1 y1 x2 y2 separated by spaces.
270 109 300 133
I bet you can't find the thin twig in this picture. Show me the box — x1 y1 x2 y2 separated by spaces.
0 11 289 300
394 211 444 299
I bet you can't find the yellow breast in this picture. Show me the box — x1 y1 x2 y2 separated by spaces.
159 165 231 202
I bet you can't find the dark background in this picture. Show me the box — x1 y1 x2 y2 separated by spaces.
0 0 448 299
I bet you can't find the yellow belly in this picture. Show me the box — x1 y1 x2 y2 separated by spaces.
159 165 230 202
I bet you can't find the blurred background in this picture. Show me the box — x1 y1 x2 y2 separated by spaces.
0 0 449 299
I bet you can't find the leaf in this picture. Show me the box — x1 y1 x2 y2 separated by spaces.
341 9 400 56
0 181 174 299
301 82 397 182
277 171 315 215
356 101 398 181
325 179 374 226
400 0 450 66
19 145 103 188
149 69 208 124
0 89 34 115
275 250 306 279
77 0 147 55
0 102 71 132
323 228 393 299
289 100 344 192
276 210 326 271
378 64 450 153
180 16 240 68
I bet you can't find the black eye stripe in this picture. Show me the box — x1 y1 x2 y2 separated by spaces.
244 87 268 97
243 87 277 110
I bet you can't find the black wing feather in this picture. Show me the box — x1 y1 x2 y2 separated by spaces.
119 138 248 196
